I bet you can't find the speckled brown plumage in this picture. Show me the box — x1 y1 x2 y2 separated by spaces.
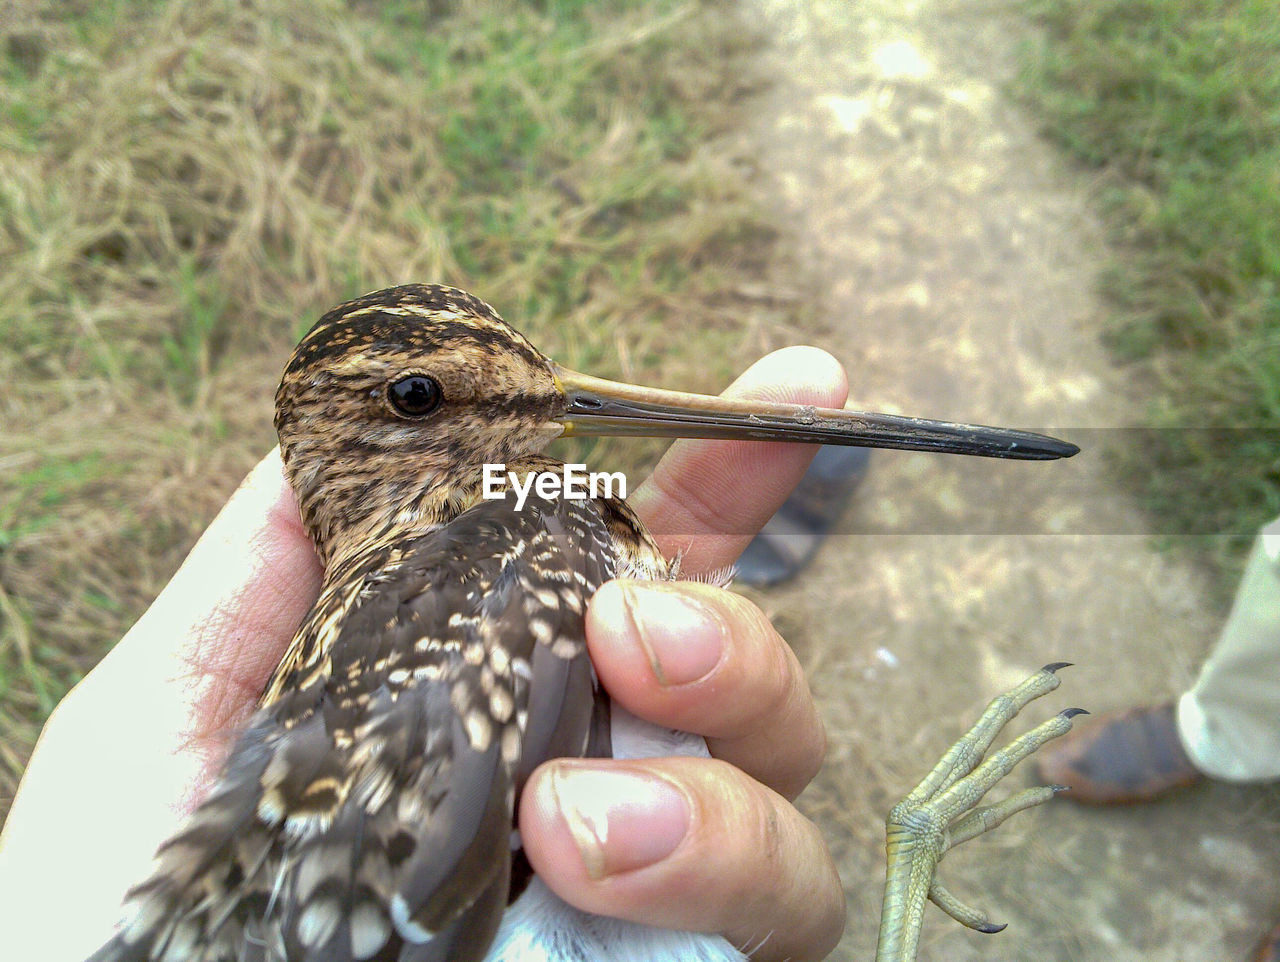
87 286 673 962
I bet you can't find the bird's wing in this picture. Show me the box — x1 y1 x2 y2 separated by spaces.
87 494 617 962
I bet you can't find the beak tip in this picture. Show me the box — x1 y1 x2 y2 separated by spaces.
1007 433 1079 460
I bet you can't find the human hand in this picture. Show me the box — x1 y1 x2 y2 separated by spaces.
520 346 848 960
0 347 847 962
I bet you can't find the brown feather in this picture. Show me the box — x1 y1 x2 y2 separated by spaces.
90 287 669 962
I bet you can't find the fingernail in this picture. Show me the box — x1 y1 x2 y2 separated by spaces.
620 582 726 686
548 764 690 879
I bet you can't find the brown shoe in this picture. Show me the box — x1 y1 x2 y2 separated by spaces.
1255 920 1280 962
1034 703 1203 804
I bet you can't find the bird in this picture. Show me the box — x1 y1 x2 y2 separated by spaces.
87 284 1080 962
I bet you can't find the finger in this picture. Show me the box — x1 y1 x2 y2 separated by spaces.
587 580 825 799
627 346 848 574
520 756 846 962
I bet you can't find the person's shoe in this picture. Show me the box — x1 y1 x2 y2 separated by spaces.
1034 703 1203 804
735 445 870 587
1253 920 1280 962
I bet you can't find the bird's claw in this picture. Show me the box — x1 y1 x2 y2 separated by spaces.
874 663 1082 962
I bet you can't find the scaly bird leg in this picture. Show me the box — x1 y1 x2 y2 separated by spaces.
875 663 1085 962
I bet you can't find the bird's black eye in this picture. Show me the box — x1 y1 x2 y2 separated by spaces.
388 375 442 417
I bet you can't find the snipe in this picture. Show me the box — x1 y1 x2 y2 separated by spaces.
88 285 1080 962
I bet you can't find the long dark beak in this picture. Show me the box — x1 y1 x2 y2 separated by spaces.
552 367 1078 461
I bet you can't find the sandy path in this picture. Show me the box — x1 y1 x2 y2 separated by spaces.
733 1 1280 958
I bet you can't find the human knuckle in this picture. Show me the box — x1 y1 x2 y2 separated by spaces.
800 711 829 782
742 616 795 718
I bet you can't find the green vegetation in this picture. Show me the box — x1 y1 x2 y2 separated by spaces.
0 0 792 807
1019 0 1280 585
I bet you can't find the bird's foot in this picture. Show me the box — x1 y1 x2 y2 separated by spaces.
874 663 1084 962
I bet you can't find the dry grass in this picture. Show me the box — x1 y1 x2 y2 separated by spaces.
0 0 805 811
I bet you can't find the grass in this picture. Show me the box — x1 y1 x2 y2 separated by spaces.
1018 0 1280 587
0 0 798 811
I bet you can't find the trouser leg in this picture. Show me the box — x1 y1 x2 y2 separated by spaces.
1178 516 1280 782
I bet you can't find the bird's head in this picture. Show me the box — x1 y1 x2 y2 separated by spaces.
275 285 569 561
277 284 1078 564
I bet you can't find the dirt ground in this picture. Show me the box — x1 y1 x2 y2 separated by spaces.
733 1 1280 959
